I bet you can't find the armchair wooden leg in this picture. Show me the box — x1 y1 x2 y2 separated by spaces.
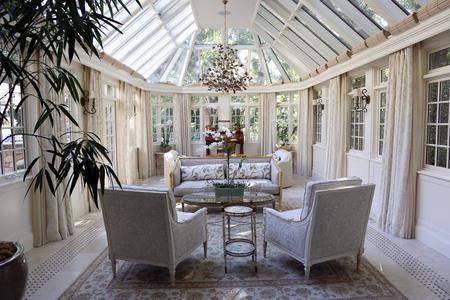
304 265 310 283
170 269 176 287
356 252 362 271
111 259 116 278
203 241 208 258
263 240 267 258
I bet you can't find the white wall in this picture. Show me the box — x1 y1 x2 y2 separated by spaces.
0 180 34 251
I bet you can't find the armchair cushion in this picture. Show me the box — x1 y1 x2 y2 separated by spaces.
301 177 362 220
229 162 270 179
181 164 225 181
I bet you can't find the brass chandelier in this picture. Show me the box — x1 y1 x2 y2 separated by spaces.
201 0 252 93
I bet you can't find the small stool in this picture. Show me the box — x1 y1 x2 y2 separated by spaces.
222 205 257 272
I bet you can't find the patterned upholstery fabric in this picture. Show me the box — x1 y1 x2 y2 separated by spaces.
300 177 363 220
228 162 270 179
170 157 282 196
100 189 208 284
181 164 225 181
111 184 178 221
263 184 375 281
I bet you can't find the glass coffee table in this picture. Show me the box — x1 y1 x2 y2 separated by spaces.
181 192 275 211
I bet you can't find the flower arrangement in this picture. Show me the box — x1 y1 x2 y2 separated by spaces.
212 145 247 200
204 125 233 149
156 120 173 152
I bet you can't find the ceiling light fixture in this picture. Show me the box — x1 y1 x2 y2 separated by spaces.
201 0 252 93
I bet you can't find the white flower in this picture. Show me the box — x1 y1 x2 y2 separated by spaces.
165 120 173 126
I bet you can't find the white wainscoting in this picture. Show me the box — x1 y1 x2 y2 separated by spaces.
0 180 34 251
416 170 450 258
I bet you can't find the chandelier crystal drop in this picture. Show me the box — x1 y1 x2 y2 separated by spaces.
201 0 252 93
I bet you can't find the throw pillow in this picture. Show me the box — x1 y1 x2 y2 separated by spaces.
181 164 225 181
228 162 271 179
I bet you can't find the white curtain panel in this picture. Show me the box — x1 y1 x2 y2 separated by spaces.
378 45 423 238
136 89 154 179
32 57 74 246
260 92 276 155
174 93 192 156
298 88 313 177
324 74 349 179
116 81 138 184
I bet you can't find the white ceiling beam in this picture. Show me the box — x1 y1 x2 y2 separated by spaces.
332 0 380 36
283 29 327 64
266 48 290 82
252 32 271 84
160 48 184 82
302 0 363 45
262 0 337 59
254 26 311 75
178 32 197 86
254 18 318 70
363 0 408 25
294 9 349 53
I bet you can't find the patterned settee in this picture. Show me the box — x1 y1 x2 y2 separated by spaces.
169 156 283 198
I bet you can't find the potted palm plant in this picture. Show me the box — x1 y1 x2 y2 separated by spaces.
213 145 247 201
0 0 139 296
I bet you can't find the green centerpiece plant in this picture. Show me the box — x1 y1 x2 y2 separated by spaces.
213 145 247 200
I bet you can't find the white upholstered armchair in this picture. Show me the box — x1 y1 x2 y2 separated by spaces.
263 184 375 281
100 188 207 285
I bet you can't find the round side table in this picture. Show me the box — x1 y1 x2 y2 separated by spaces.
222 205 257 273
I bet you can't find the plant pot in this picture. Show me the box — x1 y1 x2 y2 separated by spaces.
276 144 292 151
0 242 28 300
214 186 245 201
160 145 172 153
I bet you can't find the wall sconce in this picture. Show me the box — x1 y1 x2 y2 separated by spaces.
80 90 96 115
352 88 370 113
314 98 325 117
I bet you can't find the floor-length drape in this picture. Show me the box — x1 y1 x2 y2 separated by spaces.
136 89 154 178
324 74 348 179
260 93 276 155
378 45 423 238
116 81 138 184
32 58 74 246
174 93 191 156
298 88 313 176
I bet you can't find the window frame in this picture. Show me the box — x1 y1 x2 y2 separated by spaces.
230 95 260 143
102 81 119 170
427 45 450 71
151 94 175 145
190 95 220 144
312 91 323 145
0 82 27 179
424 76 450 170
275 92 299 145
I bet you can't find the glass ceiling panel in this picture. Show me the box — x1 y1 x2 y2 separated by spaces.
262 48 283 84
395 0 427 13
228 28 254 45
277 55 301 82
349 0 389 29
167 50 188 84
195 28 222 45
299 6 350 50
149 53 175 82
320 0 369 39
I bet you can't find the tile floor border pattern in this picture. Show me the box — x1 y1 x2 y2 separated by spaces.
24 217 105 299
366 225 450 300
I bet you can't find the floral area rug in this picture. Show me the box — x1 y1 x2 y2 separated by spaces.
60 214 406 300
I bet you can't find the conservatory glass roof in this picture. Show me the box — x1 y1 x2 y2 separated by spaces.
99 0 429 86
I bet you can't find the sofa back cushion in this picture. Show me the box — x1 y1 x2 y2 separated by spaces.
229 162 271 179
181 164 225 181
